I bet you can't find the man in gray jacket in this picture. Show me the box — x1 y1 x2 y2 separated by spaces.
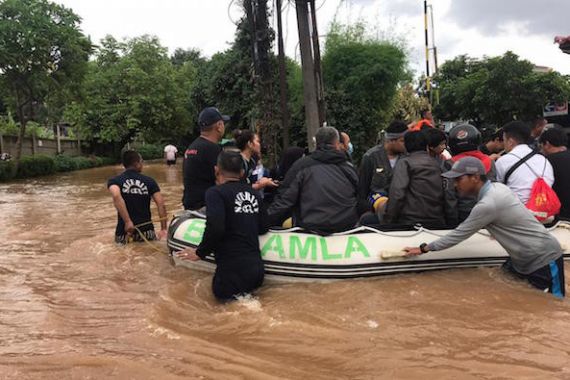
268 127 358 233
404 157 565 297
384 130 447 228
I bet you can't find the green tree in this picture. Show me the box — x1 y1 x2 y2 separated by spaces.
0 0 91 166
434 52 570 126
65 35 191 152
322 22 409 160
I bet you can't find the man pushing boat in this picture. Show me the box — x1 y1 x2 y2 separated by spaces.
176 151 268 301
404 157 565 298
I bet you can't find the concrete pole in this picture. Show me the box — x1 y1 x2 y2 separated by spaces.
295 0 320 150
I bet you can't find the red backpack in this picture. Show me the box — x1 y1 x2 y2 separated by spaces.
503 151 561 222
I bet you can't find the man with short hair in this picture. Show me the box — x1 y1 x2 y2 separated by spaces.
357 120 407 215
411 109 435 131
529 117 547 150
496 121 554 204
268 126 358 233
176 151 268 301
107 150 168 244
479 128 504 160
383 130 447 228
404 157 565 298
540 127 570 219
183 107 230 210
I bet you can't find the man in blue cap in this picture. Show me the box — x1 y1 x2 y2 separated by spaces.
403 157 565 297
183 107 230 211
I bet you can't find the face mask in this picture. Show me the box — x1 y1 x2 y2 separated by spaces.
347 142 354 155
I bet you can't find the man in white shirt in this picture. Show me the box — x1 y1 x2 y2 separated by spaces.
495 121 554 204
164 144 178 166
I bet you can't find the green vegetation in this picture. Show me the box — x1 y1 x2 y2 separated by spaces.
1 0 569 170
0 155 116 182
434 52 570 126
322 22 409 159
0 0 92 167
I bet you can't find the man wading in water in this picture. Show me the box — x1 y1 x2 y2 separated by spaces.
404 157 565 298
107 150 168 244
176 151 268 301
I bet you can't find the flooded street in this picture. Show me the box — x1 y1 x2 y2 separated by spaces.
1 162 569 379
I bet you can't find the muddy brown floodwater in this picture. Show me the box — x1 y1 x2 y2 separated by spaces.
1 162 569 379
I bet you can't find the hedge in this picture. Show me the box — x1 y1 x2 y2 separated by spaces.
0 161 15 181
0 154 117 182
136 144 163 160
17 155 56 178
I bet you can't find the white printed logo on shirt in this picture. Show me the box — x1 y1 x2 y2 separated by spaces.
122 179 149 195
234 191 259 214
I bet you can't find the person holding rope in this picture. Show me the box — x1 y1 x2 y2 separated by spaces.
176 151 268 301
403 157 565 298
108 150 168 244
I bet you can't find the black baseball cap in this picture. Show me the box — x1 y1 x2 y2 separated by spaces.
442 157 486 179
198 107 230 128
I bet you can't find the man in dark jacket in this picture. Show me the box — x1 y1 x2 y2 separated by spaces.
383 131 446 228
268 127 358 233
357 120 408 215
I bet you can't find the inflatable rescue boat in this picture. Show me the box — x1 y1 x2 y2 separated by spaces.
167 211 570 281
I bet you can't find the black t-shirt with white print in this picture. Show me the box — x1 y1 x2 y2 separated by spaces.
107 169 160 236
196 180 268 267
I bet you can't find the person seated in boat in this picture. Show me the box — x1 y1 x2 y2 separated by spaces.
233 129 279 192
425 128 451 170
382 130 447 229
267 126 358 234
176 151 268 301
357 120 408 217
107 150 168 244
183 107 229 211
404 157 565 298
444 124 497 227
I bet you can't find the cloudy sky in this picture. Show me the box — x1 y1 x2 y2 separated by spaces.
55 0 570 76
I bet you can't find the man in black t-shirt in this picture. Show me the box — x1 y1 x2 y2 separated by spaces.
176 151 268 301
108 151 168 244
540 127 570 219
182 107 230 210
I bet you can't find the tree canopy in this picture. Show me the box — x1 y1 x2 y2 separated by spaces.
434 52 570 126
322 22 409 159
0 0 91 162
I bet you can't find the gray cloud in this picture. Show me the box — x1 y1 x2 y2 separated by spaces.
447 0 570 37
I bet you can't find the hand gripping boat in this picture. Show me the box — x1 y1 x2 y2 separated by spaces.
167 211 570 281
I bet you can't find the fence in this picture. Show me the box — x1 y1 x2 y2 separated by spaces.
0 133 81 157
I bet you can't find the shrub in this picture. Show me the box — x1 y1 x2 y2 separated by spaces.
0 161 15 181
136 144 163 160
53 154 78 172
74 156 93 170
17 155 56 178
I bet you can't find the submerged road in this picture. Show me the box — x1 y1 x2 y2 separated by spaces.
0 162 569 379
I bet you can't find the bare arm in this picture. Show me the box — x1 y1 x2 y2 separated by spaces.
109 185 134 234
152 191 168 239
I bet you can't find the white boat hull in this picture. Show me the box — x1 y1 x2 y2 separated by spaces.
167 212 570 282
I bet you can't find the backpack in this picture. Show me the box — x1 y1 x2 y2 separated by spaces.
503 151 561 222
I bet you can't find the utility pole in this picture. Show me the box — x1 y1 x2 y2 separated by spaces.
276 0 291 149
424 0 431 103
309 0 326 127
295 0 320 150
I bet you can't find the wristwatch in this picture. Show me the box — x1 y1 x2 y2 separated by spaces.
419 243 429 254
